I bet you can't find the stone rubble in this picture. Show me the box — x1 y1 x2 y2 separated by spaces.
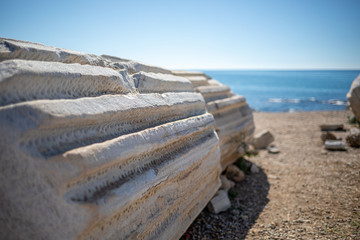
225 165 246 183
250 163 260 174
346 128 360 148
347 74 360 121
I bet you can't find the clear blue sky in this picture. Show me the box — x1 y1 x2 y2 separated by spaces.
1 0 360 70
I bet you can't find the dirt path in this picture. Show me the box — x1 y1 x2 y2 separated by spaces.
182 110 359 239
248 110 360 239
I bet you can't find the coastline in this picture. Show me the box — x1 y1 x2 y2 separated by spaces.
182 109 359 239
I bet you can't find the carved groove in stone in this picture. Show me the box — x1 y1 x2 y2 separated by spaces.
4 93 205 157
0 59 135 106
173 70 255 168
65 119 215 204
0 38 109 66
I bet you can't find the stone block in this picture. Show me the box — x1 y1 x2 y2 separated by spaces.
319 124 344 131
347 74 360 121
0 39 222 240
324 140 346 151
252 130 274 149
220 175 235 191
133 71 193 93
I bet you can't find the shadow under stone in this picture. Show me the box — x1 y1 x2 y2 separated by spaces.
180 159 270 240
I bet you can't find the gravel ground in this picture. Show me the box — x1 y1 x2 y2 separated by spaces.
181 110 360 240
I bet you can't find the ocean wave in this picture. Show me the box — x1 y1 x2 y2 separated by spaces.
268 98 301 103
268 98 348 106
327 99 348 106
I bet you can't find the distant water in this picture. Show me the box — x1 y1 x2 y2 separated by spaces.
202 70 360 112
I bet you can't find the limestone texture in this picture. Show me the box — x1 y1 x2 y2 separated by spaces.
0 38 109 66
225 164 246 182
0 38 222 240
173 71 255 169
347 74 360 121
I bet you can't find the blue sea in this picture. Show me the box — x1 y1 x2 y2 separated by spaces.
202 70 360 112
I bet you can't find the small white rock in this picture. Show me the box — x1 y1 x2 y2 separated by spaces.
267 146 280 154
208 190 231 214
251 163 260 174
252 130 275 149
324 140 346 151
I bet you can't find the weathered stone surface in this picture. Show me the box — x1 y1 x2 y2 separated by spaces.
324 140 346 151
237 144 247 156
0 38 171 75
133 71 193 93
173 71 255 169
347 74 360 121
0 37 109 66
346 128 360 148
0 59 135 106
225 165 245 182
208 190 232 214
220 175 235 191
0 39 222 240
172 70 210 79
253 130 275 149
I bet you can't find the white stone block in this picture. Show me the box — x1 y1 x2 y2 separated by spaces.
133 71 193 93
347 74 360 121
208 190 232 214
0 40 223 240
